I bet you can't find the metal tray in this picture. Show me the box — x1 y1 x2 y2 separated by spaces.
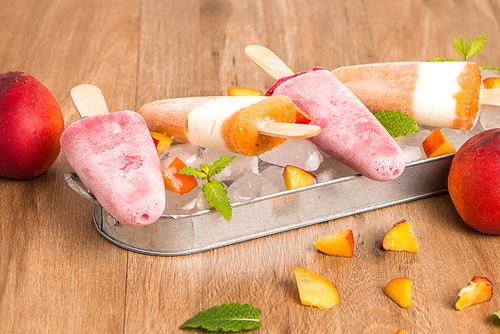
65 153 453 256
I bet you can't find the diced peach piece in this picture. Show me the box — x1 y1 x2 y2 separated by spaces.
422 128 456 158
381 220 420 252
455 276 493 311
162 157 198 195
227 87 262 96
384 277 412 308
293 104 311 124
312 229 354 258
483 77 500 89
150 131 173 155
293 267 339 310
283 165 316 190
395 329 408 334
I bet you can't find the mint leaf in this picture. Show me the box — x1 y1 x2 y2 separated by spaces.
180 303 262 332
209 155 237 177
453 37 469 59
481 65 500 71
203 180 232 222
178 166 207 179
467 35 488 59
374 110 419 138
200 163 212 177
494 310 500 319
426 57 460 62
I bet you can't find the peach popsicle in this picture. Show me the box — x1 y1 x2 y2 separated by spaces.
138 95 318 156
266 68 406 181
61 85 165 227
331 62 482 130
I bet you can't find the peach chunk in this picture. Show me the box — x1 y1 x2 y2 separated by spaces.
162 157 198 195
293 104 311 124
422 128 456 158
483 77 500 89
283 165 316 190
312 229 354 258
455 276 493 311
227 87 262 96
381 220 420 252
395 329 408 334
150 131 173 155
384 277 412 308
292 267 339 310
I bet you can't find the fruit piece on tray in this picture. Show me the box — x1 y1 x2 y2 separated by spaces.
150 131 173 155
455 276 493 310
422 128 456 158
283 165 316 190
448 129 500 235
61 84 165 227
483 77 500 89
0 71 65 180
312 229 354 258
331 61 482 130
138 95 321 156
381 220 420 252
293 267 339 310
162 157 198 195
227 87 262 96
395 329 408 334
384 277 412 308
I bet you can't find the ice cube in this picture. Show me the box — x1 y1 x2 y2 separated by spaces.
258 139 323 171
204 148 258 181
259 165 286 196
402 145 425 163
479 105 500 131
160 143 208 171
314 151 357 180
227 173 262 203
163 185 210 216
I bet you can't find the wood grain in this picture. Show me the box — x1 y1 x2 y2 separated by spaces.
1 0 500 333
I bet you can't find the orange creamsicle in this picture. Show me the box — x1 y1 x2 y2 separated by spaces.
138 95 297 156
332 62 482 130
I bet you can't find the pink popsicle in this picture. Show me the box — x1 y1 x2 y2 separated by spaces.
60 110 165 226
266 68 406 181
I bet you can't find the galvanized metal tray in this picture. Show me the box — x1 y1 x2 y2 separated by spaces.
65 153 453 256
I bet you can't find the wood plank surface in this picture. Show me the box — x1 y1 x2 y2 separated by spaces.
1 0 500 333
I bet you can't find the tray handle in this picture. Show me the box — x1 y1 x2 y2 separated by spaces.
64 172 101 206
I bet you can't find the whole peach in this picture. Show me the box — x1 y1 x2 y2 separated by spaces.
448 129 500 234
0 71 64 179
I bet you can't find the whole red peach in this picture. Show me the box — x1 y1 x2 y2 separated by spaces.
0 71 64 179
448 129 500 234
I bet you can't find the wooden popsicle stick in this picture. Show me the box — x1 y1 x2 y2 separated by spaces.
70 84 109 117
480 88 500 107
258 122 321 139
245 45 294 80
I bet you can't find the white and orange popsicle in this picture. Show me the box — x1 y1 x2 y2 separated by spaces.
138 95 306 156
266 68 406 181
60 110 165 227
331 62 482 130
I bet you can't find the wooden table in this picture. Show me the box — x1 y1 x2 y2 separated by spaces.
2 0 500 333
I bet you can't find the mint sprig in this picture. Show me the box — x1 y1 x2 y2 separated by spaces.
494 310 500 320
180 303 262 332
374 110 419 138
178 155 236 222
427 35 500 71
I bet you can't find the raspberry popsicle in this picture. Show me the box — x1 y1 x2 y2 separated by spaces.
266 68 406 181
138 95 319 156
61 85 165 226
332 62 482 130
